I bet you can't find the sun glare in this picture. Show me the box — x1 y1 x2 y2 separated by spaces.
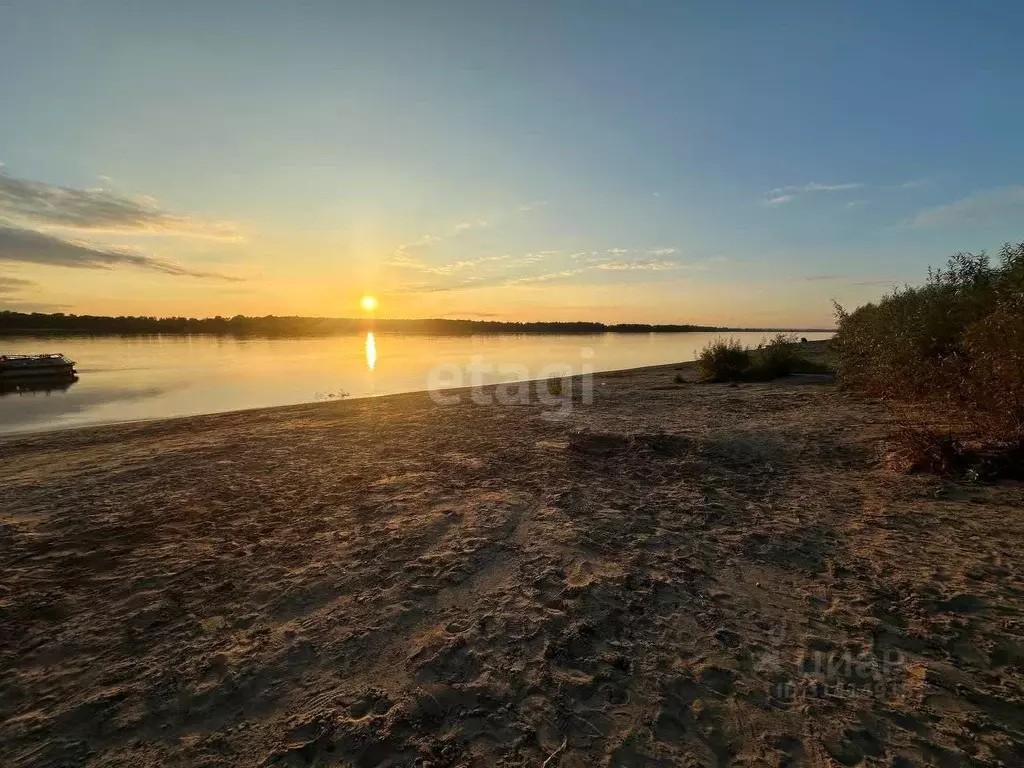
365 331 377 371
360 295 378 312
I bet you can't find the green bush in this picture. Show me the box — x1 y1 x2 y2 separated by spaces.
697 338 752 382
753 333 800 379
833 242 1024 445
697 335 828 382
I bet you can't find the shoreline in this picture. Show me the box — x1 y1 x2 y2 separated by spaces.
0 358 694 442
0 325 838 337
0 340 832 442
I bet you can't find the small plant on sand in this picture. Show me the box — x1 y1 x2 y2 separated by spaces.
546 378 564 396
697 338 752 382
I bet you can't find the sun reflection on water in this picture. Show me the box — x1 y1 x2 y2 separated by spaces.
365 331 377 371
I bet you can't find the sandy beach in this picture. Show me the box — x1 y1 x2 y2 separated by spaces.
2 344 1024 767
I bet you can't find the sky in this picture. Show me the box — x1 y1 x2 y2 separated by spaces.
1 1 1023 327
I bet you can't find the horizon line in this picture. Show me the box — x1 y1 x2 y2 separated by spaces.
0 309 835 334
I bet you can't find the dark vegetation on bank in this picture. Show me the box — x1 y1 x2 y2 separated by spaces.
0 311 832 336
696 334 832 383
833 242 1024 476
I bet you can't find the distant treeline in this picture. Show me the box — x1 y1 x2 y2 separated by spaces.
0 311 831 336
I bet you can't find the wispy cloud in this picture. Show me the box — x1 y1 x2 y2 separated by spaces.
598 258 689 271
560 249 705 274
0 274 36 295
517 200 548 212
453 219 490 233
388 234 442 268
0 170 246 283
567 248 682 265
789 182 862 193
419 254 508 275
0 227 243 281
390 245 713 296
505 268 586 285
852 278 900 287
0 170 241 240
0 301 64 312
0 274 58 311
388 220 491 268
909 186 1024 227
390 202 552 270
389 281 451 295
440 311 501 318
763 181 863 206
801 274 897 287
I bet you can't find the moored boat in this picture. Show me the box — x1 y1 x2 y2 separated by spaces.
0 353 77 380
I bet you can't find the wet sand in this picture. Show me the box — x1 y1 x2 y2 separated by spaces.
2 345 1024 766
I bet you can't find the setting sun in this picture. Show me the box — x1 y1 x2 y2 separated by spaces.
360 295 378 312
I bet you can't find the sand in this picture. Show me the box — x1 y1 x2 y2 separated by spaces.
2 344 1024 767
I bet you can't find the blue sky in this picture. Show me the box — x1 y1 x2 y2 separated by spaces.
1 0 1022 326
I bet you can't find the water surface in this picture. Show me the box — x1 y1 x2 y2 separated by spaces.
0 331 832 434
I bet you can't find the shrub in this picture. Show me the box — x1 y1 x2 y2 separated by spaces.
752 333 800 379
697 335 829 382
882 425 968 475
833 242 1024 447
697 338 752 382
962 306 1024 438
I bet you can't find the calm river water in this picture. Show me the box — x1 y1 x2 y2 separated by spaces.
0 331 832 434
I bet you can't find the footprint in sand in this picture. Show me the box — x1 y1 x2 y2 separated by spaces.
444 619 471 634
823 725 885 766
599 681 631 706
343 690 393 721
566 560 597 589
